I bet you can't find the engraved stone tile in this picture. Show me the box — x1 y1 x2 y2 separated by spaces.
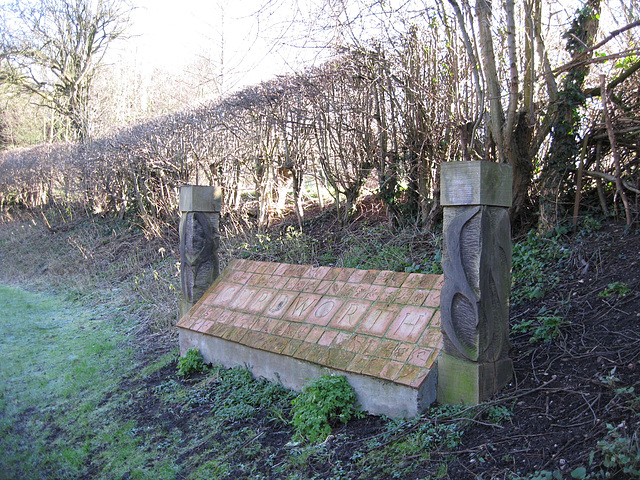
177 315 198 329
315 280 333 295
294 342 314 360
305 345 329 364
284 293 322 322
388 272 409 287
390 343 413 363
304 326 325 343
330 300 372 331
286 264 308 277
190 318 207 332
227 271 253 284
331 351 356 371
208 283 241 307
417 274 439 290
253 274 273 288
395 364 422 386
429 310 441 328
323 268 341 281
379 360 404 381
318 330 339 346
361 270 378 284
246 274 262 287
245 289 277 315
198 320 214 333
190 304 209 319
250 317 269 333
375 340 399 359
292 324 313 341
402 273 424 289
304 265 331 280
323 348 344 367
270 336 291 354
283 322 300 338
338 282 360 297
265 291 298 318
337 268 356 282
347 354 370 373
218 310 237 325
263 262 278 275
373 270 394 286
229 286 260 310
409 289 430 306
332 331 352 349
387 306 435 343
283 339 303 356
411 371 429 389
255 262 269 273
364 285 384 301
418 327 442 348
357 304 401 336
393 287 415 305
308 298 344 326
302 279 320 293
363 358 386 377
378 287 399 303
272 275 290 290
271 320 291 337
347 269 367 283
407 346 435 367
423 288 441 308
360 337 382 356
344 334 367 353
351 284 370 299
274 263 290 276
327 281 345 296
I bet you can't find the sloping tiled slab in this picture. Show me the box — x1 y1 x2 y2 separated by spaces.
177 259 444 417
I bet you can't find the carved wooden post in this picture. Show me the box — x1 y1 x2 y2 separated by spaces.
178 186 222 319
438 162 513 404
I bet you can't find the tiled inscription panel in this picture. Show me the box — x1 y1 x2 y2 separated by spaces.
178 259 443 388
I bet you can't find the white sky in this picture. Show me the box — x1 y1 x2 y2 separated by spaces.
122 0 334 93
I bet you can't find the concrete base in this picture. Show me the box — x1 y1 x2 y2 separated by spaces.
436 352 513 405
179 328 437 418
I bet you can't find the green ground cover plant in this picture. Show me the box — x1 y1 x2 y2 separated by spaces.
291 374 363 443
177 347 207 377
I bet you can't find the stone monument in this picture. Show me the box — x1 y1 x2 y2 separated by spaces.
438 161 513 404
178 185 222 319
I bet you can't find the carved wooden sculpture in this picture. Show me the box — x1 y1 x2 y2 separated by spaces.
178 186 222 319
438 162 513 404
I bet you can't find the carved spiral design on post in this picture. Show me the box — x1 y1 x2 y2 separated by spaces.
441 206 481 361
180 212 215 303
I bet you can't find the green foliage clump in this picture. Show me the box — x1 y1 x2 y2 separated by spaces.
177 348 207 377
291 375 363 443
599 281 630 298
594 423 640 478
512 229 570 304
512 308 567 343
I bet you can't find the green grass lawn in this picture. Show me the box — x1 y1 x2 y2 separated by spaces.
0 285 178 480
